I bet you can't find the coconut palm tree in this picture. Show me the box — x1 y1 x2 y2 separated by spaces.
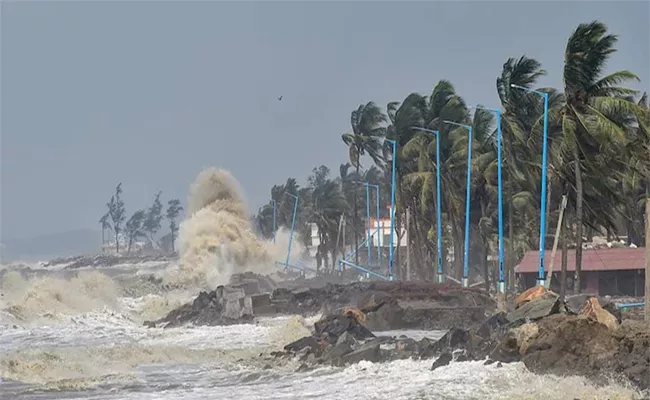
496 56 548 284
342 102 387 265
560 20 642 292
399 81 481 281
383 93 429 276
308 166 349 273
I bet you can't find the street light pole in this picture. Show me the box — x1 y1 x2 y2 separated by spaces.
375 184 381 267
386 139 397 280
444 121 473 288
474 106 505 295
365 183 371 266
354 181 381 268
366 183 381 267
411 126 444 283
511 84 549 287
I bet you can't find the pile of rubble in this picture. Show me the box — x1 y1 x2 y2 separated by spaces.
276 286 650 392
146 279 495 331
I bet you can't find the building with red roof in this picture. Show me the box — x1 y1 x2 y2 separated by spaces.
515 247 646 296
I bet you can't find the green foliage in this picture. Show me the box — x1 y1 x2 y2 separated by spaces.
166 199 183 253
106 183 126 253
143 191 164 242
101 184 182 254
125 210 146 253
254 20 649 285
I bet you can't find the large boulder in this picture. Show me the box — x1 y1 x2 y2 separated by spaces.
145 285 255 328
578 297 619 331
520 314 619 376
284 336 326 357
515 285 547 309
321 341 354 366
507 292 560 323
564 294 592 315
314 308 375 343
341 342 382 364
430 352 453 371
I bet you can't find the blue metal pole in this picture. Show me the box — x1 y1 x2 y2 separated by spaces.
510 84 550 287
285 193 299 268
272 199 277 243
474 105 505 293
339 260 389 281
538 93 549 287
345 234 373 261
365 183 371 266
435 130 444 283
496 110 505 291
463 126 473 288
387 139 397 280
375 184 381 267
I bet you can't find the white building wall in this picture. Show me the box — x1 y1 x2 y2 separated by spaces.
366 219 406 248
307 219 407 256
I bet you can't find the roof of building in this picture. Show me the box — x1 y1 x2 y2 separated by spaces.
515 247 647 273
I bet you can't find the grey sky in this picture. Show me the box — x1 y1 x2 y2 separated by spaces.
1 1 648 240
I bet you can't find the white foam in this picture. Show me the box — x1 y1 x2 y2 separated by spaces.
36 358 641 400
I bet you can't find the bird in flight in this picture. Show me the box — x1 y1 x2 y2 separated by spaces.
278 95 283 101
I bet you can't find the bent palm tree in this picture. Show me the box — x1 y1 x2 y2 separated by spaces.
342 102 387 265
561 20 642 292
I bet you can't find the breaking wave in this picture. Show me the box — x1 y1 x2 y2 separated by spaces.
0 270 119 322
161 167 304 290
0 168 309 324
1 314 311 390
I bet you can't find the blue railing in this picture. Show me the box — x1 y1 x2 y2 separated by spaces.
338 259 389 280
616 302 644 309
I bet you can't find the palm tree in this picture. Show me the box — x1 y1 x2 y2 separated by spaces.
342 102 387 265
399 81 477 281
424 81 470 279
618 93 650 245
384 94 428 277
561 20 642 292
465 108 497 290
309 167 349 273
496 56 548 285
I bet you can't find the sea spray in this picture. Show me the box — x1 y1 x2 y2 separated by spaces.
162 167 305 290
1 315 309 387
0 270 119 321
267 315 313 347
0 168 309 325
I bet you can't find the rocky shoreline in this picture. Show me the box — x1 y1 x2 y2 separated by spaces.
273 287 650 393
41 253 177 269
146 275 495 331
144 272 649 392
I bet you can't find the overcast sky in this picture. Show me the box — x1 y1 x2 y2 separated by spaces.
1 1 648 240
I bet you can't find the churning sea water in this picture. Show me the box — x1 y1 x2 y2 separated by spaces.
0 264 644 400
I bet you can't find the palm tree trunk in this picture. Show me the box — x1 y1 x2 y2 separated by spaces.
354 162 360 266
451 223 463 281
406 206 411 281
572 141 584 294
171 225 176 253
480 200 490 291
505 137 516 291
560 210 569 301
482 235 490 291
